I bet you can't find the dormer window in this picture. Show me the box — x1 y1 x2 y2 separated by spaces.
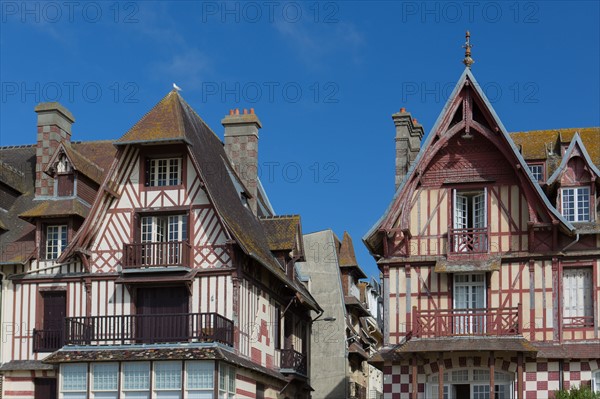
146 158 182 187
527 163 544 182
56 154 72 174
561 187 590 222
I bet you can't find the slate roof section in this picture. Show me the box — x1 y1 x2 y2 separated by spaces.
19 198 90 220
0 145 37 265
260 215 301 251
42 346 288 382
0 360 55 371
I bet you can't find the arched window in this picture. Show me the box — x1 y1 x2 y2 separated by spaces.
427 368 514 399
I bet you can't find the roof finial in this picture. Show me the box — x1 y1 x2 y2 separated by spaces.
462 30 474 69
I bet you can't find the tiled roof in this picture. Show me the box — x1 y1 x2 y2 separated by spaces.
0 360 55 371
395 337 537 354
115 90 187 145
533 342 600 359
72 140 116 174
19 198 90 220
0 145 37 264
337 231 367 278
510 127 600 165
260 215 301 251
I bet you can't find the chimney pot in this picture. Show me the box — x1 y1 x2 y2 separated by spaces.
235 109 240 115
400 107 406 113
230 109 234 115
250 108 255 114
243 109 248 115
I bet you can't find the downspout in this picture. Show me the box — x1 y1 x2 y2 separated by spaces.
561 233 580 252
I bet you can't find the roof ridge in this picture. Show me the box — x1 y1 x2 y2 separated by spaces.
0 144 36 149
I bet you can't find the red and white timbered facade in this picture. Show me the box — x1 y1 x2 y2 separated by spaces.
0 93 319 399
365 67 600 399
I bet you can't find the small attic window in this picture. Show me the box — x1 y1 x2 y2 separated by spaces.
240 192 249 208
56 154 72 174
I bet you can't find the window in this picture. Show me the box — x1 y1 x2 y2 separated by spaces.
427 369 513 399
92 363 118 398
154 361 182 399
186 361 214 399
451 189 487 252
218 363 236 399
563 268 593 327
123 362 150 399
561 187 590 222
593 370 600 393
62 363 87 399
528 164 544 181
140 214 188 266
453 274 486 334
46 225 67 260
146 158 182 187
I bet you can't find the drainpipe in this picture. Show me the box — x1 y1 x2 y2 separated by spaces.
561 233 580 252
559 359 564 391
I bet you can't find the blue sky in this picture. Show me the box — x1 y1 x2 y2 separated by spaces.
1 1 599 280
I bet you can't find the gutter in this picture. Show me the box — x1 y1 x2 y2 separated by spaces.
561 233 580 252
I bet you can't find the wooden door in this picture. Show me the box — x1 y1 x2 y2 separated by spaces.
34 378 57 399
136 286 189 343
41 291 66 350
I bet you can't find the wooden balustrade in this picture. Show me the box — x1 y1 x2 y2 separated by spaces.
280 347 307 376
123 241 191 269
412 304 521 338
449 227 488 253
64 312 233 346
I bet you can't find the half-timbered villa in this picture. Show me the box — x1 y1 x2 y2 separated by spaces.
0 91 321 399
364 34 600 399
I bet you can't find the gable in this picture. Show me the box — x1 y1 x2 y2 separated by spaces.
364 69 575 255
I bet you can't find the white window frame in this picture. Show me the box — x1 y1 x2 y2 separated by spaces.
593 370 600 393
561 186 591 222
148 157 182 187
186 361 215 398
528 164 544 181
92 362 118 398
61 363 88 398
427 369 513 399
140 214 188 266
452 188 488 252
122 362 151 398
46 224 68 260
218 363 236 399
562 267 594 327
154 361 182 398
453 274 486 334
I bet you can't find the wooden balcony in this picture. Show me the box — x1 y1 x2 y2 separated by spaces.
65 313 233 346
32 329 64 352
123 241 191 269
448 227 488 253
412 304 521 338
280 347 307 376
563 315 594 328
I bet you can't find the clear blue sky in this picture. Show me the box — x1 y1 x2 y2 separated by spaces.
1 1 599 280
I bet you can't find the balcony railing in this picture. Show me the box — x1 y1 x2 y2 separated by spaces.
123 241 191 269
280 347 307 376
65 313 233 346
412 304 521 338
32 329 64 352
563 316 594 328
449 227 488 253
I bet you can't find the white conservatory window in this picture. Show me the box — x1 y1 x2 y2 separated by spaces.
123 362 150 399
92 363 118 398
154 361 182 399
186 361 214 399
62 363 87 399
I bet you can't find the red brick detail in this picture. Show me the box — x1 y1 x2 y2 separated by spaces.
251 347 261 363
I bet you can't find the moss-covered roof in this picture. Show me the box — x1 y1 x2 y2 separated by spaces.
260 215 300 251
510 127 600 165
19 198 90 220
115 90 187 145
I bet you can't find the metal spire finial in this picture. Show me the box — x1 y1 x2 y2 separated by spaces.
462 31 474 69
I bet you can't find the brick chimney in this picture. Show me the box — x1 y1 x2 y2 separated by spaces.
392 108 423 189
222 108 262 215
34 102 74 197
